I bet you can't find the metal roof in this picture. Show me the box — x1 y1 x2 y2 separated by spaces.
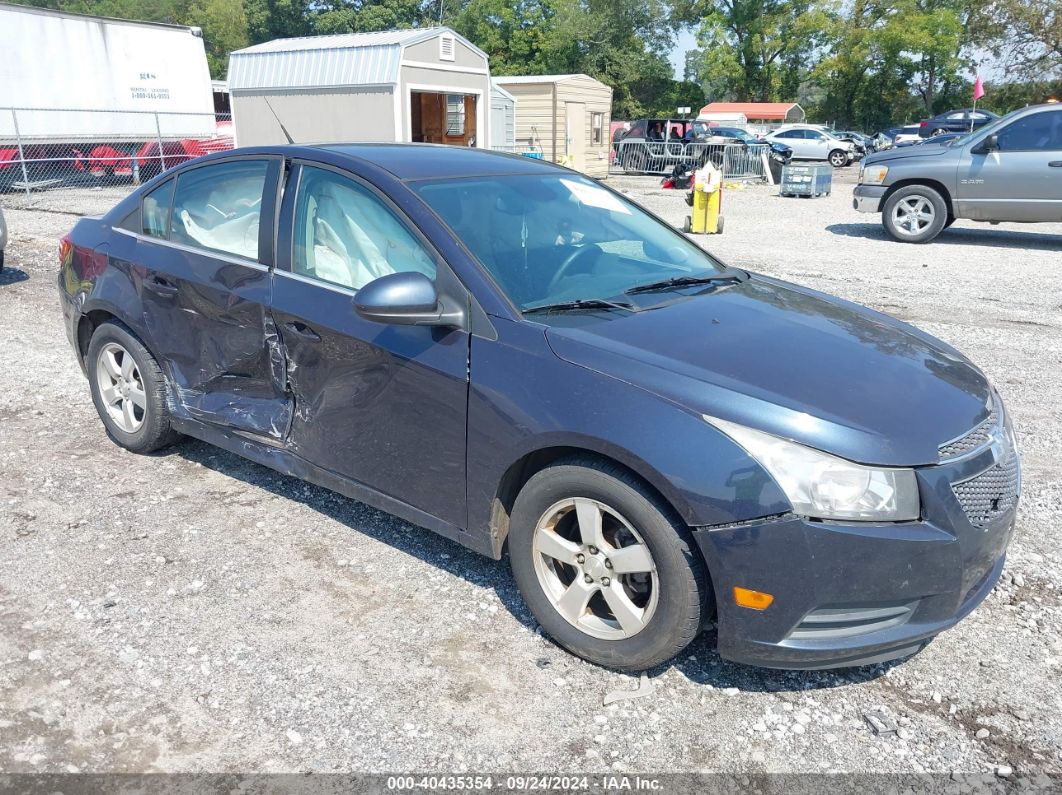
228 27 487 92
699 102 805 121
493 74 591 85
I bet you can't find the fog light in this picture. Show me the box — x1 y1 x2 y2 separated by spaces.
734 587 774 610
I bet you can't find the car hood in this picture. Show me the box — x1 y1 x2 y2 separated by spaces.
545 275 991 466
864 144 955 165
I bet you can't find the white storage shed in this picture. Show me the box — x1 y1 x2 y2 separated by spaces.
489 80 517 152
227 27 491 148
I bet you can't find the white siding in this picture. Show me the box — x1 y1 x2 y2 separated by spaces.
231 87 395 146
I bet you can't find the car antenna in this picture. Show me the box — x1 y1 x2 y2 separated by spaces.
263 97 295 144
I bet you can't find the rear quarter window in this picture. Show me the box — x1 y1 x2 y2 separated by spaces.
141 179 175 238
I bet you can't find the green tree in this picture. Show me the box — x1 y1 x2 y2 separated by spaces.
185 0 249 76
678 0 833 102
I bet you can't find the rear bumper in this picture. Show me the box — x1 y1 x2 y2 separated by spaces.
853 184 887 213
693 441 1017 669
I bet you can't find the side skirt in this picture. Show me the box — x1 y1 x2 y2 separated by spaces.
170 416 495 558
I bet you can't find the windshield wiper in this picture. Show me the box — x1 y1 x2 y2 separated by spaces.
624 269 746 295
523 298 637 315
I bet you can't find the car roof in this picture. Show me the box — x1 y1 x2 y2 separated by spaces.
314 143 565 180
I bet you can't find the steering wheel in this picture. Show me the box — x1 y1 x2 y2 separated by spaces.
546 244 603 294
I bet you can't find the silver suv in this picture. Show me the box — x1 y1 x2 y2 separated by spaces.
853 103 1062 242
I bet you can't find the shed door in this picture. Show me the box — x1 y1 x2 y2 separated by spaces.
491 98 513 152
565 102 586 171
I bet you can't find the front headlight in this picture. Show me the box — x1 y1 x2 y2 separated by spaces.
861 165 889 185
707 416 920 522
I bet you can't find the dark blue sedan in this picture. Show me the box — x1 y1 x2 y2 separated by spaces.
58 145 1020 671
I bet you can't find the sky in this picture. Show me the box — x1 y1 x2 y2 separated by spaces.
670 27 698 79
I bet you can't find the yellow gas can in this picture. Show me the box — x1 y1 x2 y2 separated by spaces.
683 164 724 234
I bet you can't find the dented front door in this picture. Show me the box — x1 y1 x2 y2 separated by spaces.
269 162 469 527
136 156 292 438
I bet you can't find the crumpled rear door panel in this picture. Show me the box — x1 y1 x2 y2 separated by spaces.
137 238 292 439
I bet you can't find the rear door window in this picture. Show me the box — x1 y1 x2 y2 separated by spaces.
170 160 269 260
142 179 174 239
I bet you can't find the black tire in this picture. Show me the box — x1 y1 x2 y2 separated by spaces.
944 215 956 228
622 149 648 175
87 320 179 454
930 128 948 137
828 149 848 167
882 184 948 243
508 457 711 671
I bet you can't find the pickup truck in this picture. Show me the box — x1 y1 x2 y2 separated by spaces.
853 103 1062 242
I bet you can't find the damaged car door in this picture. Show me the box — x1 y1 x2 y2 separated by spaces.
269 162 469 527
135 155 291 438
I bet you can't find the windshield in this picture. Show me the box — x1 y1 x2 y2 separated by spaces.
412 173 727 312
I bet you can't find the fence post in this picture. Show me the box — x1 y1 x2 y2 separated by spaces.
11 109 31 196
154 111 166 172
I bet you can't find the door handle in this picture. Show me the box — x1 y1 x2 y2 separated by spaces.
284 320 321 341
1049 161 1062 167
144 275 178 296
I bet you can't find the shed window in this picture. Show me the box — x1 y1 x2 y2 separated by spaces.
591 112 604 145
439 35 455 62
446 95 465 135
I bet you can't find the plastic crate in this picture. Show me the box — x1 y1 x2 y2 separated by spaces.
780 164 833 197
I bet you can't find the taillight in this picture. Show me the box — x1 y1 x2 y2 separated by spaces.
59 235 73 268
919 120 928 128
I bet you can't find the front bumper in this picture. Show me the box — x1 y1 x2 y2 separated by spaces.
853 184 887 213
693 441 1018 670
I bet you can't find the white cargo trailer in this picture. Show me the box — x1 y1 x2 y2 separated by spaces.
0 2 216 143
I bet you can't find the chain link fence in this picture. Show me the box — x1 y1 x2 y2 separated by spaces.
1 108 233 211
609 140 772 181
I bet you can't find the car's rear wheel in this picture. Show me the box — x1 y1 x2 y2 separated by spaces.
622 149 648 175
87 321 179 453
508 458 710 671
931 128 948 137
882 185 948 243
828 149 849 167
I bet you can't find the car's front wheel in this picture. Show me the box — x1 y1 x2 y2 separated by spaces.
508 458 711 671
87 321 180 453
828 149 849 167
882 185 948 243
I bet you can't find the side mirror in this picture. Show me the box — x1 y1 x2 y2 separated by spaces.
352 271 465 328
974 133 998 154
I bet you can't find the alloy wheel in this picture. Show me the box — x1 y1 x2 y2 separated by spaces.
532 497 658 640
96 341 146 433
891 195 936 237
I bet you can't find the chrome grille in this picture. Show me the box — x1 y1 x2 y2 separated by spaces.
952 450 1020 528
939 405 998 461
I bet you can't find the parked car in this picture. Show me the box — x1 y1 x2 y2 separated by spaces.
919 108 999 138
872 128 903 149
854 103 1062 242
826 129 873 156
703 126 794 164
617 120 776 174
615 118 698 173
60 144 1020 672
892 124 923 146
0 204 6 271
764 127 855 166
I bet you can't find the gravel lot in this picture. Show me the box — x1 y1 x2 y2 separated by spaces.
1 170 1061 781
